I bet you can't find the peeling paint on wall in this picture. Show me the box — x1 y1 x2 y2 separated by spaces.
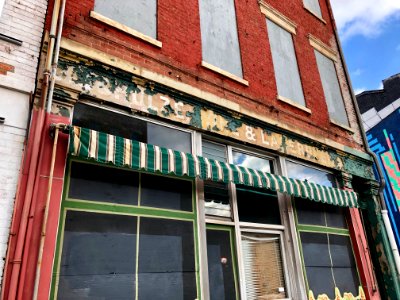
55 57 374 180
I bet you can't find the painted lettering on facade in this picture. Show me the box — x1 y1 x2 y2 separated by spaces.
55 59 373 179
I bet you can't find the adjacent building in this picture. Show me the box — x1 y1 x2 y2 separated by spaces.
0 0 48 291
357 73 400 250
2 0 400 299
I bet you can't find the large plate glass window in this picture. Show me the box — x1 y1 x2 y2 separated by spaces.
93 0 157 39
287 160 360 298
199 0 244 78
52 104 197 299
55 163 197 300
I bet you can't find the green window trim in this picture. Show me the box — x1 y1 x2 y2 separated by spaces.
293 198 361 298
205 225 240 300
50 159 201 299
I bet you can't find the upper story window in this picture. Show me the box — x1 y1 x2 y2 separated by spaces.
267 19 306 108
259 2 308 111
309 35 350 126
91 0 160 46
199 0 245 83
314 50 349 126
303 0 322 18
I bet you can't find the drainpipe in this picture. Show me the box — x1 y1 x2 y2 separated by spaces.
32 123 69 300
46 0 66 114
32 0 67 298
6 0 63 299
326 0 400 279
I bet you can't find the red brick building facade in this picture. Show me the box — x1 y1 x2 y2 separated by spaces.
2 0 399 299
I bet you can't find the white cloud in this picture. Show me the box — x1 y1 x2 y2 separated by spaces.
354 88 366 95
331 0 400 41
351 68 363 76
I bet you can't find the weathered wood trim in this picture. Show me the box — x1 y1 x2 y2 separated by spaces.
259 0 297 34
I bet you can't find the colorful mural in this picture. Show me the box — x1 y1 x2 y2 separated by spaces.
367 109 400 248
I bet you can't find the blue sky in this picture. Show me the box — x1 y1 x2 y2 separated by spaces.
331 0 400 94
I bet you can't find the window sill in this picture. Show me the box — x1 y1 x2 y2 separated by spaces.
330 119 354 134
201 61 249 86
303 6 327 24
277 95 311 114
90 11 162 48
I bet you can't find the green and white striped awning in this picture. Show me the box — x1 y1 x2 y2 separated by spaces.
69 126 359 208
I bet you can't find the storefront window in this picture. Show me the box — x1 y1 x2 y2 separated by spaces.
201 140 288 299
287 160 360 298
54 160 198 299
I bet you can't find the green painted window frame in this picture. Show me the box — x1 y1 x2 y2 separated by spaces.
205 224 240 300
293 198 361 297
50 158 201 299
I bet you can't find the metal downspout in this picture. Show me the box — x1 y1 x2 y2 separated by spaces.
326 0 400 282
32 0 67 298
6 0 62 299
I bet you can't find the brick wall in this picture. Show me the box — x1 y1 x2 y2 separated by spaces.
46 0 364 150
0 0 47 92
0 0 47 289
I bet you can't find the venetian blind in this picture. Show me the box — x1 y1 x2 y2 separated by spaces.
242 234 287 299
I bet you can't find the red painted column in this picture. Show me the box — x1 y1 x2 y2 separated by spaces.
341 173 381 300
3 111 70 300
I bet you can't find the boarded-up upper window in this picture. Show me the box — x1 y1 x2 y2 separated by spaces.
94 0 157 39
303 0 322 18
314 50 349 126
267 19 305 106
199 0 243 78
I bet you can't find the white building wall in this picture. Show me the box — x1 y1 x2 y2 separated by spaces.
0 0 47 289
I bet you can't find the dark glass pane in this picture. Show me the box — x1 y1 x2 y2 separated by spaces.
325 205 347 228
204 181 231 218
306 267 335 298
295 198 325 226
286 161 336 187
138 218 197 300
236 186 281 224
147 122 191 153
73 103 147 141
206 228 237 300
300 232 330 267
69 162 139 205
232 151 272 173
141 174 192 211
333 267 359 296
58 211 137 300
202 140 227 162
329 235 357 267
